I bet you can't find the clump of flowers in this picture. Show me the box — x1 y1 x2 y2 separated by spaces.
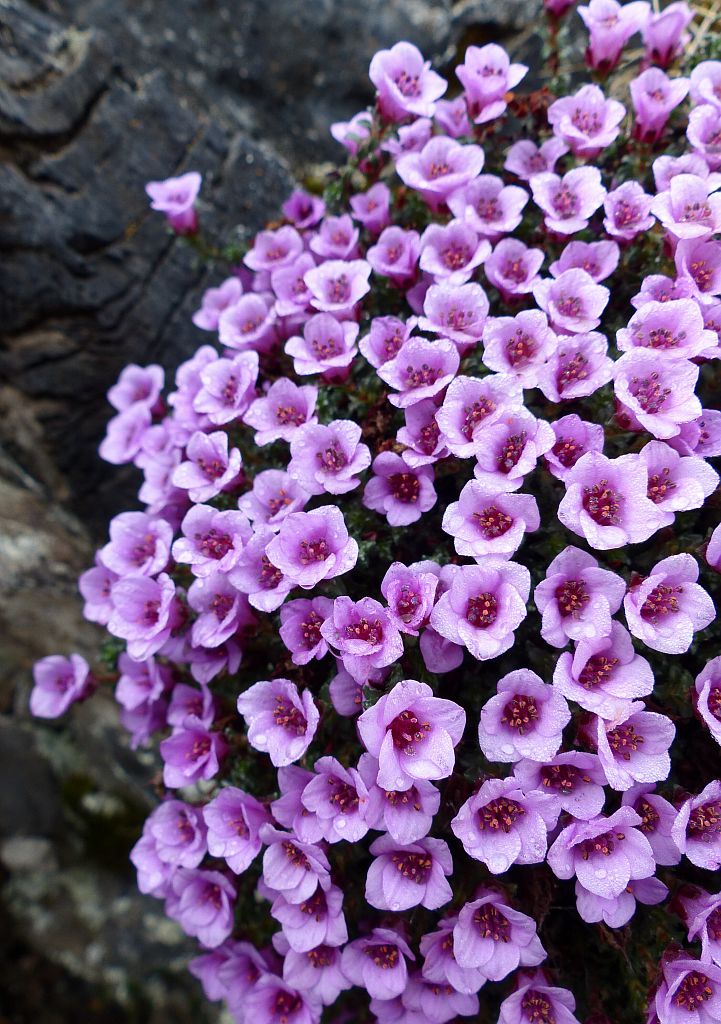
31 6 721 1022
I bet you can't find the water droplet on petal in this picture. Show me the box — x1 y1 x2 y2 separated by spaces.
595 868 607 879
336 818 347 830
390 901 400 911
501 744 514 755
487 856 509 874
254 733 267 745
395 778 406 789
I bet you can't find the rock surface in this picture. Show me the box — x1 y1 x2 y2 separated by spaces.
0 0 540 1017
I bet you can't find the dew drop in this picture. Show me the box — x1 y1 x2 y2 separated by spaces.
390 901 400 911
595 868 607 879
501 744 514 755
254 733 267 745
336 818 347 831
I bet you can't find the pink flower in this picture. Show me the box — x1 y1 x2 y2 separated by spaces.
145 171 201 234
236 678 319 766
531 167 606 235
30 653 94 719
642 0 694 67
603 182 655 241
456 43 528 124
478 668 571 763
623 553 715 654
631 68 689 143
419 219 491 284
482 310 558 385
366 835 453 911
504 137 568 181
578 0 650 72
483 240 545 301
396 136 485 208
369 41 447 121
363 452 437 526
533 270 609 333
451 777 552 872
548 84 626 158
378 336 460 409
594 701 675 791
304 259 372 314
284 313 359 378
613 351 701 439
447 176 529 239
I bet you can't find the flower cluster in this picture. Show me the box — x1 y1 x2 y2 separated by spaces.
32 7 721 1024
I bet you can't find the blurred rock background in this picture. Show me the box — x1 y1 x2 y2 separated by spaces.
0 0 538 1018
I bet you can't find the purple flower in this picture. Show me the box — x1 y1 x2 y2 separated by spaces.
420 918 484 995
172 431 242 502
531 167 606 234
218 292 277 352
498 972 580 1024
594 701 674 791
578 0 650 72
99 404 152 465
484 239 546 302
237 679 318 767
642 0 694 67
550 240 620 282
472 410 556 489
260 825 331 903
382 117 433 159
160 717 227 788
548 806 656 899
79 557 119 626
359 315 415 368
363 452 437 526
147 800 207 868
357 679 466 792
320 595 404 682
451 777 552 872
279 597 334 665
357 753 440 844
397 399 449 467
108 573 178 660
631 68 690 143
624 553 715 654
418 282 490 348
270 883 347 953
533 269 609 334
696 656 721 746
396 137 485 208
504 137 568 181
545 414 606 481
622 784 682 866
244 226 303 273
271 766 320 843
537 332 614 402
350 182 391 235
672 781 721 870
575 875 668 928
194 351 259 425
115 653 170 747
243 974 321 1024
108 363 164 412
553 621 655 717
192 276 244 331
285 313 358 378
478 668 571 763
482 312 556 387
330 110 372 154
218 944 277 1017
166 681 215 731
514 752 607 822
282 188 325 229
557 451 668 549
367 226 421 287
172 505 252 577
435 95 472 138
369 41 447 120
435 373 522 458
709 523 721 572
452 889 546 979
309 214 359 261
604 182 655 241
341 927 415 1000
381 561 439 635
653 153 719 192
448 176 529 239
675 237 721 299
430 560 530 661
419 219 491 284
203 787 271 874
377 336 460 408
168 867 236 948
300 755 369 843
187 572 253 648
617 298 717 359
653 954 721 1024
542 536 626 624
456 44 528 124
265 506 358 589
548 84 626 158
228 527 293 612
683 889 721 965
271 252 316 318
238 469 309 528
632 272 696 308
653 174 721 243
304 259 371 314
366 834 453 911
30 653 93 719
280 941 350 1008
146 171 201 234
402 973 479 1022
442 480 540 560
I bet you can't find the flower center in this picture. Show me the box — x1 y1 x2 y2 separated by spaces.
390 472 420 503
300 889 326 918
578 654 619 689
268 489 293 516
273 991 302 1020
394 68 421 97
298 538 330 563
640 583 682 621
418 419 440 454
476 197 500 221
582 480 622 526
541 764 585 792
607 722 644 760
474 505 513 539
501 695 539 734
557 353 589 391
647 467 676 503
466 592 498 628
682 201 712 223
345 617 384 645
552 185 579 218
555 578 590 617
552 436 584 469
556 296 582 318
316 445 348 472
211 593 234 621
461 398 497 439
197 456 226 480
311 335 341 359
708 686 721 722
391 851 432 883
328 275 350 304
674 972 714 1010
301 611 323 649
688 800 721 838
629 372 671 414
613 200 640 227
396 584 422 622
274 697 307 736
478 797 525 833
276 404 306 426
497 431 528 472
327 776 360 814
635 798 659 834
579 828 624 858
571 108 602 135
198 528 233 560
502 259 529 285
428 161 451 180
521 992 557 1024
259 554 283 589
364 944 399 969
390 709 431 754
506 329 535 364
473 904 511 941
282 840 310 868
406 362 440 388
443 243 471 269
